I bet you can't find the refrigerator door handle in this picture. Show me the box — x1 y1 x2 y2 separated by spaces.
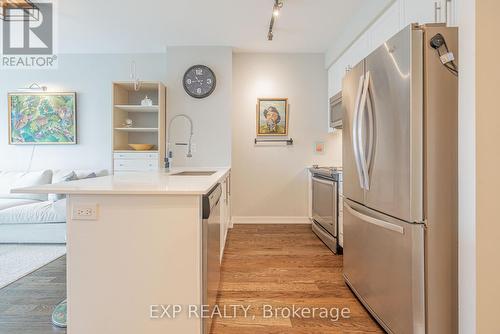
359 71 375 190
357 71 371 190
345 201 404 234
352 74 366 189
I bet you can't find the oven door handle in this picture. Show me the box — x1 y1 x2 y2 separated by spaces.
312 176 334 186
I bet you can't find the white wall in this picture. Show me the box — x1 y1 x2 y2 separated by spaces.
0 53 167 171
231 53 340 219
165 46 232 167
476 2 500 332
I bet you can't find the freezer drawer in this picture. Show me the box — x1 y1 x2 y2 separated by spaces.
114 159 158 171
343 199 425 334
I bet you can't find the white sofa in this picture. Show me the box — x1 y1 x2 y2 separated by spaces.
0 169 108 244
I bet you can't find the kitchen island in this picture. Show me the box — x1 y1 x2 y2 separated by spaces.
13 167 231 334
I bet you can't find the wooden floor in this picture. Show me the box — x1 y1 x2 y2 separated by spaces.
0 225 382 334
0 256 66 334
211 224 383 334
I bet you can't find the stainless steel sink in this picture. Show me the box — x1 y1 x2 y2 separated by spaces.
171 171 217 176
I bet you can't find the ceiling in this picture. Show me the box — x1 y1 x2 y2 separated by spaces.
54 0 391 54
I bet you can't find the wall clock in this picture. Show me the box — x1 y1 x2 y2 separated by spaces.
183 65 216 99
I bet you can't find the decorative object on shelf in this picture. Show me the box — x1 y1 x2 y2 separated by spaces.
8 92 77 145
254 138 293 145
183 65 216 99
123 118 133 128
140 96 153 106
256 98 289 136
128 143 155 151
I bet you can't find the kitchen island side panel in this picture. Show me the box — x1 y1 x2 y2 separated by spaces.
66 194 202 334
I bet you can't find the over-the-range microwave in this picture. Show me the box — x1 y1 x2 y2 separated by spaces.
329 91 343 129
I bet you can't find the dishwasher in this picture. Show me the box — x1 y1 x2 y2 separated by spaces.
202 183 222 334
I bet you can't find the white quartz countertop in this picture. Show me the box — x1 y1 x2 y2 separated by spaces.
12 167 231 195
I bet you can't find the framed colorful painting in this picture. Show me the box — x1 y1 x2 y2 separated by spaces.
8 92 77 145
256 98 289 136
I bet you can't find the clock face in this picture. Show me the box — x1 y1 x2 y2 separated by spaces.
183 65 216 99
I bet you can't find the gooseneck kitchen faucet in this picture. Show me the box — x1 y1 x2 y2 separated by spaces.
165 114 194 172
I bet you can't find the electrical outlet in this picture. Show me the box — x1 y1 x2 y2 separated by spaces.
191 143 197 153
72 204 98 220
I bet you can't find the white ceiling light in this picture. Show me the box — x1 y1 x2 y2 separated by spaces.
268 0 284 41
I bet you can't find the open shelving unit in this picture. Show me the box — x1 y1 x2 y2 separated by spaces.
112 81 167 171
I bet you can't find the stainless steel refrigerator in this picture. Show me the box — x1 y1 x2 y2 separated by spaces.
342 24 458 334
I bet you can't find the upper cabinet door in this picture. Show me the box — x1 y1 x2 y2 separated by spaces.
404 0 441 25
345 32 370 71
368 2 402 55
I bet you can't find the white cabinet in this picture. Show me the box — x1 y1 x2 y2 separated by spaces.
113 152 159 171
403 0 455 26
345 32 370 69
368 2 402 53
404 0 437 25
113 152 159 160
326 0 457 131
220 172 232 260
114 158 159 171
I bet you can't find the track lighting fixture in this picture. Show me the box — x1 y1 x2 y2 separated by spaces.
267 0 283 41
0 0 39 21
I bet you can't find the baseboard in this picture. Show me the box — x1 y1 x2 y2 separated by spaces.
231 216 311 225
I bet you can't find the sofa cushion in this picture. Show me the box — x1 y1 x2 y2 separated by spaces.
52 169 108 182
49 169 108 201
0 199 66 224
0 198 40 211
0 170 53 201
48 171 78 201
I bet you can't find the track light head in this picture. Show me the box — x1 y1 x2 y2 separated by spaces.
267 0 283 41
273 4 280 16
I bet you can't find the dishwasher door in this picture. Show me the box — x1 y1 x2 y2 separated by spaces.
202 184 222 334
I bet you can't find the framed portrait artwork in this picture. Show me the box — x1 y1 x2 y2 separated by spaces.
256 98 289 136
8 92 77 145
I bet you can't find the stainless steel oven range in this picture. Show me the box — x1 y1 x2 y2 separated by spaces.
310 166 342 254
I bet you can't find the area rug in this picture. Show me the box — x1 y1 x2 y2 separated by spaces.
0 244 66 289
